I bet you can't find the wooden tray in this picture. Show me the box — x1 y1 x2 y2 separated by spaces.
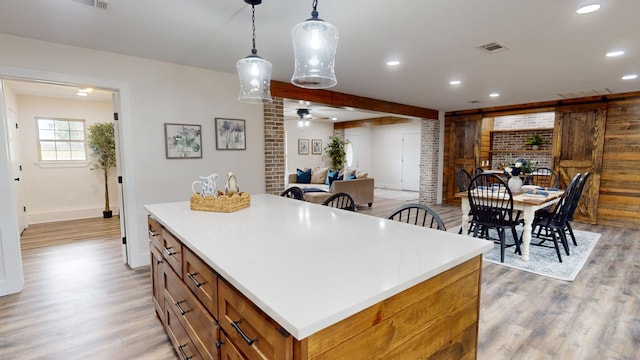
190 192 250 213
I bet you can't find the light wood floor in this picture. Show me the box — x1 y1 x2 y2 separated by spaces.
1 197 638 359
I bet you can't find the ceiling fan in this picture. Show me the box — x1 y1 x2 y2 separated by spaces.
288 108 331 127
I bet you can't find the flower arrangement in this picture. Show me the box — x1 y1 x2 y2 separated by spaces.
502 158 538 178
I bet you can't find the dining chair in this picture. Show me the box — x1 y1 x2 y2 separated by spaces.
456 168 472 192
529 173 582 262
525 167 560 189
321 192 357 212
280 186 305 200
564 172 591 245
386 203 446 231
474 167 484 177
467 173 521 262
456 168 476 234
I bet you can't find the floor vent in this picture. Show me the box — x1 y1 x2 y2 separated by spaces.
72 0 111 10
478 42 508 53
557 88 612 99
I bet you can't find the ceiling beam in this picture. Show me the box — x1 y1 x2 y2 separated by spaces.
271 81 439 119
333 116 415 129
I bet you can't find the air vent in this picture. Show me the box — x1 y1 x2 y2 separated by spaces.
478 42 508 53
557 88 612 99
72 0 111 10
468 100 482 104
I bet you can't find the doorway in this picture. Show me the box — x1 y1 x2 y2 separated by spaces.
0 75 129 296
401 132 420 191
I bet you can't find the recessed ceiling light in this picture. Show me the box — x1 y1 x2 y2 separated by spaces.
331 117 338 121
450 80 462 85
606 50 625 57
622 74 638 80
77 91 88 97
489 93 500 98
576 4 601 14
386 60 400 66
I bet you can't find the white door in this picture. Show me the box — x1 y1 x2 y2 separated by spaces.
345 134 360 170
7 106 27 232
401 132 420 191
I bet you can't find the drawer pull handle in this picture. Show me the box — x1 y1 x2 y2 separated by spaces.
175 300 190 316
231 320 258 346
187 272 204 288
163 247 176 256
215 340 224 349
156 259 163 265
148 230 159 237
178 344 193 360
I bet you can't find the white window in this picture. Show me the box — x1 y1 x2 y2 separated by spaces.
36 118 87 161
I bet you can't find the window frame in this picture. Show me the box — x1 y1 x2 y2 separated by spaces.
35 117 89 166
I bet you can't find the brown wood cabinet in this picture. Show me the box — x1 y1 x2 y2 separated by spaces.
148 215 484 360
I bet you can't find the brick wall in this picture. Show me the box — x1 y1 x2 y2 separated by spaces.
264 97 285 195
491 129 553 168
419 119 439 205
493 112 554 130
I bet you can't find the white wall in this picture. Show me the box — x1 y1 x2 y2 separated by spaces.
17 95 118 223
370 121 422 189
0 32 265 289
284 119 334 175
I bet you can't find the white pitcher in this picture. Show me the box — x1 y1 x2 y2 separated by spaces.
192 173 218 198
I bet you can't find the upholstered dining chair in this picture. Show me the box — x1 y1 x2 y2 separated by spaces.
321 192 357 212
280 186 305 201
467 173 521 262
386 204 446 231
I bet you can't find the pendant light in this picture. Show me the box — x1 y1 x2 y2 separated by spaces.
291 0 339 89
237 0 272 103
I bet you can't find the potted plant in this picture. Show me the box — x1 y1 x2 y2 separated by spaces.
324 136 349 170
525 134 543 150
88 122 117 218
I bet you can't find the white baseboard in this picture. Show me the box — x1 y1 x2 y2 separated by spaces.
28 206 120 224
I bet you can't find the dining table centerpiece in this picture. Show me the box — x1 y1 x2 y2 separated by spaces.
502 158 538 193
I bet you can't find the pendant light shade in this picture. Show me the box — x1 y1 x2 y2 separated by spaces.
291 0 339 89
237 0 272 103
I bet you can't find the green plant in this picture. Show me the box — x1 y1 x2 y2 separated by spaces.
324 136 349 170
525 134 543 146
88 122 117 217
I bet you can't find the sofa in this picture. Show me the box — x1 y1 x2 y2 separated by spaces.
287 167 375 207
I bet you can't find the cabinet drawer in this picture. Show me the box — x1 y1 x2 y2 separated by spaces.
161 228 183 278
165 297 204 360
220 331 247 360
147 216 162 252
164 265 218 360
184 248 218 319
218 280 293 360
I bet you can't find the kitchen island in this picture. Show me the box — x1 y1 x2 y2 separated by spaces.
146 194 492 360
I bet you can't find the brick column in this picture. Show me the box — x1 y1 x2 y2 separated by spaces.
264 97 285 195
419 119 439 205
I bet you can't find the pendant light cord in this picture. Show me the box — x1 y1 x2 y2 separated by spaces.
311 0 319 18
251 5 257 55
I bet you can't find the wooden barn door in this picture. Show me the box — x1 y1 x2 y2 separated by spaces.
444 114 482 203
552 105 606 223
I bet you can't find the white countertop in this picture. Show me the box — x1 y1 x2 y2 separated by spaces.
145 194 492 340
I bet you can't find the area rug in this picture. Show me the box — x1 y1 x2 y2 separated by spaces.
374 188 419 201
450 227 601 281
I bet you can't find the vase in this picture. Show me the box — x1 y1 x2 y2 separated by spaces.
508 176 523 193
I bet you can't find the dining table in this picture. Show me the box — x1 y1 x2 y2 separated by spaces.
456 186 564 261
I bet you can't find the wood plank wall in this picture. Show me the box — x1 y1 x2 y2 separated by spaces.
599 98 640 229
445 91 640 230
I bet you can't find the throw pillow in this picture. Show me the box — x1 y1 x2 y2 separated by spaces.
347 172 357 180
325 169 340 185
296 168 312 184
311 167 329 184
355 171 368 179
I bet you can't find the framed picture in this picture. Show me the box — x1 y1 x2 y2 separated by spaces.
312 139 322 155
298 139 309 155
164 123 202 159
215 118 246 150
